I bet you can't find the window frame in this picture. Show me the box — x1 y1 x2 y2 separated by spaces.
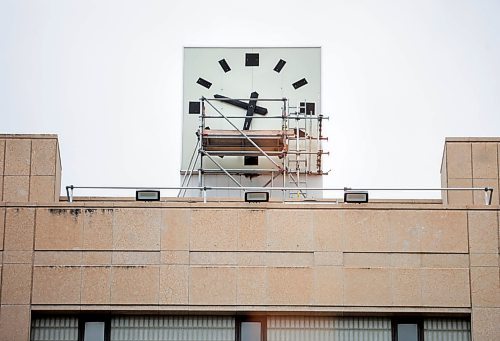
391 317 424 341
236 316 267 341
78 315 111 341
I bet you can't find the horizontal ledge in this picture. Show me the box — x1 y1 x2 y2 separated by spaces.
30 305 472 315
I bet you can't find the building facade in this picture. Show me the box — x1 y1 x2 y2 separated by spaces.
0 134 499 340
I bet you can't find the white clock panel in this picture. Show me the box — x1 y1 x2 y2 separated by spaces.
182 47 321 171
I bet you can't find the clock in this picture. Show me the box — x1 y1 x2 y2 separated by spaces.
181 47 323 197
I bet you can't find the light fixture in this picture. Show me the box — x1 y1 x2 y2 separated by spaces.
136 190 160 201
245 191 269 203
344 191 368 203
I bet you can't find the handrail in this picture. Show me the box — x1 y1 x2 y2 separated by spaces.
65 185 494 205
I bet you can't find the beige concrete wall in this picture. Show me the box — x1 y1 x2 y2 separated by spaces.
2 203 497 340
468 210 500 340
441 138 500 205
0 207 35 340
0 134 498 340
0 134 61 203
0 205 475 309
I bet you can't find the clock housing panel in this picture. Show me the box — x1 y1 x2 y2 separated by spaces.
182 47 321 172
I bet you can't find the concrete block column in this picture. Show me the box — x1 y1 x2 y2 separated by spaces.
0 208 36 341
467 211 500 340
0 134 61 203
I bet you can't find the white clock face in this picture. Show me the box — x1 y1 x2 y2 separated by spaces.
182 47 321 171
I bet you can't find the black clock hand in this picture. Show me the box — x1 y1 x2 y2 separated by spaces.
243 91 258 130
213 94 268 115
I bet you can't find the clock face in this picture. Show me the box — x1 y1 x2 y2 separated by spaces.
182 47 321 172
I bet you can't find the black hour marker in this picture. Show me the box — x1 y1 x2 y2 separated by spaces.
292 78 308 89
196 77 212 89
218 59 231 72
300 102 315 115
188 101 201 114
274 59 286 73
245 53 259 66
244 156 259 166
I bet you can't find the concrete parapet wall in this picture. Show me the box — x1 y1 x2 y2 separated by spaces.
0 135 61 203
441 137 500 205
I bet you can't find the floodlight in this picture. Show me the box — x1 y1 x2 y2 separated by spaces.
245 192 269 203
136 190 160 202
344 191 368 203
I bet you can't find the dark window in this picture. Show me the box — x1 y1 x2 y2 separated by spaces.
237 316 266 341
244 156 259 166
392 318 423 341
245 53 259 66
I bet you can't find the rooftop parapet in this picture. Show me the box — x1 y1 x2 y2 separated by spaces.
0 134 61 202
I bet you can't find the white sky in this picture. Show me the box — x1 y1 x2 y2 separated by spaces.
1 0 499 199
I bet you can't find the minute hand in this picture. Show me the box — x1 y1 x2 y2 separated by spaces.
214 94 268 115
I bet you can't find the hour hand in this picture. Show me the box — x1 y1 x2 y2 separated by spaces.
214 94 268 115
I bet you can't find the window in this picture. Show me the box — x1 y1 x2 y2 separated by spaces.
79 316 110 341
392 318 423 341
237 317 266 341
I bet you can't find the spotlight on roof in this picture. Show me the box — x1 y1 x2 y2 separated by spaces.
344 191 368 204
136 190 160 202
245 191 269 203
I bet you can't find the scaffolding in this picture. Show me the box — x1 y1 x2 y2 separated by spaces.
179 96 329 199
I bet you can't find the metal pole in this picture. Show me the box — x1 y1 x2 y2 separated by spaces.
178 140 200 197
202 151 243 188
282 98 288 202
485 188 493 205
63 185 495 206
295 113 300 197
65 186 73 203
198 99 204 197
203 97 283 171
179 150 200 197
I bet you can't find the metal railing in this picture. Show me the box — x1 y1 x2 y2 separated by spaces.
65 185 494 205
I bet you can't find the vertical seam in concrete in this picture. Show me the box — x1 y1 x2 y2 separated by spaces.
1 140 6 201
496 143 499 206
312 211 317 306
29 208 37 338
109 208 115 305
470 143 475 205
496 211 500 275
235 210 239 305
53 139 57 202
187 209 192 306
466 211 473 310
445 143 449 204
28 140 32 202
156 208 165 310
0 209 5 306
467 209 476 337
79 255 82 308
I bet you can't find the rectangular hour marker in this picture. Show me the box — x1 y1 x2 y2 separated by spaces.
274 59 286 73
244 156 259 166
245 53 259 66
292 78 308 89
196 77 212 89
218 59 231 72
300 102 315 115
188 101 201 114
